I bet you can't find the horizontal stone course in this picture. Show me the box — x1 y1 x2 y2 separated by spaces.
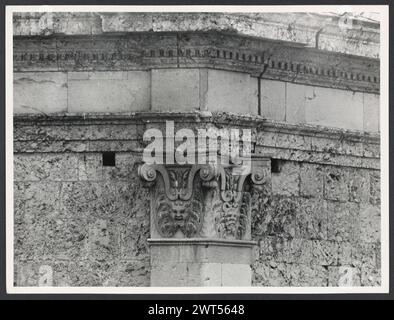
14 72 68 114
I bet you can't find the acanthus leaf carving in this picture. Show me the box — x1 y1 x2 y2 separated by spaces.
138 155 270 240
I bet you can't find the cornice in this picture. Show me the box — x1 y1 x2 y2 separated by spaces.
13 111 380 144
13 12 380 58
13 32 380 94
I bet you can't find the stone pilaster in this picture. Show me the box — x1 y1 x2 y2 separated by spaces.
138 154 270 286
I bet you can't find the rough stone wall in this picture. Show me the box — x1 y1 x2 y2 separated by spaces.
13 117 380 287
14 125 151 286
12 12 381 287
251 161 381 287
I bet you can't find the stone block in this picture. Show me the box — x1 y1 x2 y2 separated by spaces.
42 217 89 262
271 161 299 196
275 133 312 150
285 82 307 124
288 264 328 287
89 124 138 141
286 83 364 130
78 153 103 181
221 264 251 286
348 169 370 203
369 171 381 205
327 202 358 242
102 153 138 181
14 153 79 182
255 236 290 264
151 68 200 111
254 196 297 238
251 261 271 286
14 72 68 114
363 93 380 132
15 262 40 286
300 163 324 197
360 265 381 286
60 181 122 219
328 266 361 287
295 198 328 240
260 79 286 121
354 204 380 243
324 166 349 202
206 69 257 115
287 238 314 265
264 262 291 286
364 142 380 158
68 71 150 113
311 240 338 266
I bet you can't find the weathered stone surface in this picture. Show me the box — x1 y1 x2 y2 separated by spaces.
102 153 139 181
68 71 150 113
13 115 381 287
14 154 79 182
363 93 380 132
14 72 68 114
348 169 370 203
252 193 297 239
360 266 381 286
295 198 328 240
206 69 257 115
201 263 222 286
151 68 200 111
355 204 381 243
369 170 381 205
288 264 328 287
78 153 102 181
327 201 358 242
286 83 364 130
222 264 251 286
260 79 286 121
328 266 361 287
257 145 379 170
285 83 306 124
324 166 349 202
14 12 380 59
363 142 380 158
271 161 299 196
60 181 119 219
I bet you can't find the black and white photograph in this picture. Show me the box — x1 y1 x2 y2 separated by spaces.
3 5 389 297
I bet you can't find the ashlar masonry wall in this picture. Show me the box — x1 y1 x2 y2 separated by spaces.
13 115 380 287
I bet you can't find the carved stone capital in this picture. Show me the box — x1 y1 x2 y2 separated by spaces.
138 154 271 240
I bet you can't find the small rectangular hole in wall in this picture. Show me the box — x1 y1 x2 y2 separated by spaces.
102 152 116 167
271 159 281 173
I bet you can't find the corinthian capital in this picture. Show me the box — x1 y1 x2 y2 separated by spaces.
138 154 270 240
